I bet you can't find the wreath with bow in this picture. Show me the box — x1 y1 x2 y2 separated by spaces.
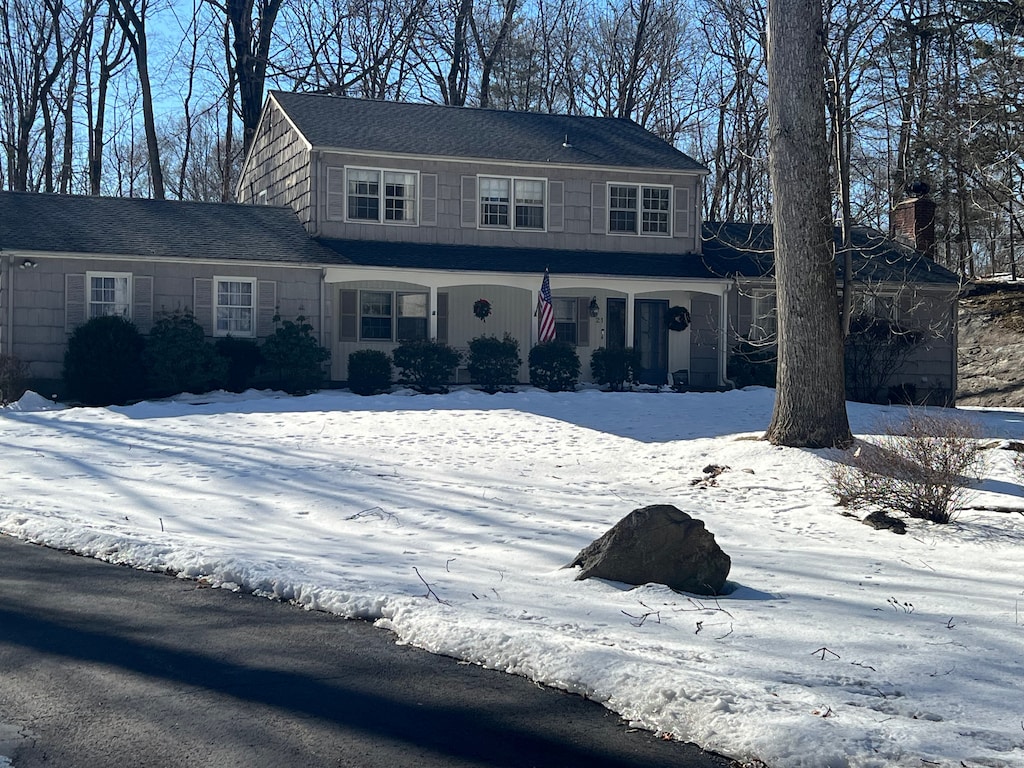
473 298 492 321
667 305 691 332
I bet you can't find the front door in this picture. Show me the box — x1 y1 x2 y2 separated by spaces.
634 300 669 385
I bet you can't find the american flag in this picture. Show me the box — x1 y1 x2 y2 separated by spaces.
537 269 556 342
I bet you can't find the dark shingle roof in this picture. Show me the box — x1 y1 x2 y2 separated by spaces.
0 191 347 264
315 236 722 279
702 222 960 286
270 91 706 173
316 223 960 285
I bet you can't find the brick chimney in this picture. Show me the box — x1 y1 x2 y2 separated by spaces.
892 181 936 258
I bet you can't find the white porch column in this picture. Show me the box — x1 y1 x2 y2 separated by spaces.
719 285 733 388
429 285 438 340
625 291 635 347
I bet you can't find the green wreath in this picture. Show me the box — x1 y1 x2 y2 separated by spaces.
667 305 691 332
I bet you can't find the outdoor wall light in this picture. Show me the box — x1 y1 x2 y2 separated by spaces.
589 296 600 318
20 259 37 269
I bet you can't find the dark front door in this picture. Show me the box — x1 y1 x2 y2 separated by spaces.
634 300 669 385
606 298 626 350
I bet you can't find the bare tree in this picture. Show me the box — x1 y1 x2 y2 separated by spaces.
765 0 853 447
111 0 165 197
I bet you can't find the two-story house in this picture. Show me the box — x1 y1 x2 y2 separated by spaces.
0 90 960 401
236 91 731 388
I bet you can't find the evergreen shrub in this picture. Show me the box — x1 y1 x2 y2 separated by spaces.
468 333 521 393
393 339 462 393
348 349 393 395
528 340 580 392
260 315 331 395
215 336 263 393
63 315 147 406
590 346 640 391
144 310 227 398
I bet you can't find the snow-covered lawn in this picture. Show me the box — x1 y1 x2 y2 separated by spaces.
2 386 1023 768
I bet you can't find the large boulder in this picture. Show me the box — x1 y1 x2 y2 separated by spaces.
568 504 731 595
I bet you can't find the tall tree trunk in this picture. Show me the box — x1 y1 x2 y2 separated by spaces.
112 0 165 199
765 0 852 448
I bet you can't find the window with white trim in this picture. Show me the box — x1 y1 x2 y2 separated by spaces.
554 298 579 345
215 277 256 337
608 183 671 236
87 272 132 318
479 176 545 230
748 291 777 341
346 167 417 224
359 290 428 341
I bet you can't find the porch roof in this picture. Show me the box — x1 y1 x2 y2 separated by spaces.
315 237 733 280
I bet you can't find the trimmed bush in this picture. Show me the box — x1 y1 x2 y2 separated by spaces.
63 315 147 406
728 342 777 388
528 340 580 392
468 333 521 393
590 346 640 391
828 410 985 525
215 336 263 393
260 315 331 395
393 339 462 394
348 349 393 395
144 310 227 398
0 354 29 406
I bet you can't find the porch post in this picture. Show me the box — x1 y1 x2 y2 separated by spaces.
719 285 732 388
429 285 438 340
625 291 635 348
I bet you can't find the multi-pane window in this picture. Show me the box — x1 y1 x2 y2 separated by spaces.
359 290 428 341
479 177 511 227
88 272 131 318
360 291 393 340
384 172 416 223
642 187 670 234
346 168 417 224
480 176 545 230
553 298 579 345
748 291 777 341
514 179 545 229
215 278 255 337
608 184 671 235
396 293 428 341
608 186 638 233
347 169 380 221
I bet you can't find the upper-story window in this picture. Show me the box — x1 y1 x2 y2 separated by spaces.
346 167 417 224
479 176 545 230
88 272 132 318
608 183 671 236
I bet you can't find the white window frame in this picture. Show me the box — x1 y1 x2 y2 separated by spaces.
358 290 429 341
748 290 777 341
553 297 580 346
478 175 546 231
607 183 672 237
86 271 132 319
345 166 419 225
214 276 257 338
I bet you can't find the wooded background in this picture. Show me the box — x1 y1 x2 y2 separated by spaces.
2 0 1021 280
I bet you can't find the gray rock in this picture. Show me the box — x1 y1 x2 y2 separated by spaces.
862 510 907 534
568 504 731 595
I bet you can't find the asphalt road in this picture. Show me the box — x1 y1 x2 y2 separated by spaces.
0 535 736 768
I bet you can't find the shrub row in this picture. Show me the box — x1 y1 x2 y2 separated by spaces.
63 311 330 406
348 337 596 396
